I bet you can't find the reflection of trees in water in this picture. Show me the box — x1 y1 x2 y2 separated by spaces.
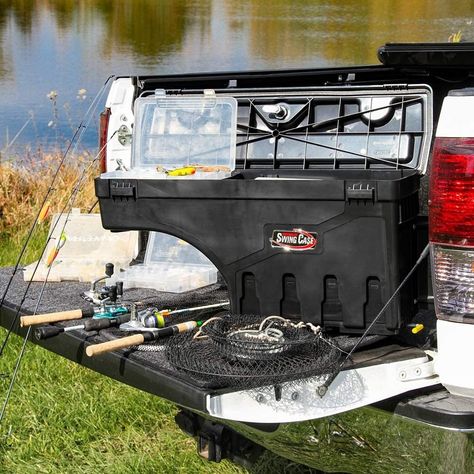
94 0 198 62
0 0 473 77
0 0 211 71
1 0 38 34
227 0 474 65
322 0 474 64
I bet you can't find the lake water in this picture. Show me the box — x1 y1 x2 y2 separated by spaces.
0 0 472 153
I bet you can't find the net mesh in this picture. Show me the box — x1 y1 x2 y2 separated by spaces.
166 314 344 390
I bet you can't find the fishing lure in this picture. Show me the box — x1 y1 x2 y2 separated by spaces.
45 231 67 267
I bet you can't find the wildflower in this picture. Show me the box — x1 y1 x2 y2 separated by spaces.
47 90 58 101
76 88 87 100
448 30 463 43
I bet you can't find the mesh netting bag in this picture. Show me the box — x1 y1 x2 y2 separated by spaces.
166 314 343 390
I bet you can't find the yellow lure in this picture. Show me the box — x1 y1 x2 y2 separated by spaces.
166 167 196 177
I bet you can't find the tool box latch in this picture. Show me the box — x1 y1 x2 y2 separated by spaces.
346 183 375 201
110 181 136 199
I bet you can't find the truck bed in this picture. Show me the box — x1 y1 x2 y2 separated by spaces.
0 267 441 419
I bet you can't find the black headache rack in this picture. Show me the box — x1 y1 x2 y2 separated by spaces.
378 42 474 68
97 84 432 336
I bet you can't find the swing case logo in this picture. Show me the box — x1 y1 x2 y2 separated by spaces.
270 229 318 251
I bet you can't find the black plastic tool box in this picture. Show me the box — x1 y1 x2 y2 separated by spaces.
96 84 432 335
96 170 419 335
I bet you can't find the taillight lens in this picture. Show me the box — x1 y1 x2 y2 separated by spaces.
429 137 474 323
431 245 474 321
429 137 474 247
99 108 111 173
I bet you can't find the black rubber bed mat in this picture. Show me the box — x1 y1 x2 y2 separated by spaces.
0 267 425 412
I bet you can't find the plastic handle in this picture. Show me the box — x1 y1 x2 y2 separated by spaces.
83 313 130 331
105 263 114 277
20 309 84 327
85 334 145 357
34 326 63 340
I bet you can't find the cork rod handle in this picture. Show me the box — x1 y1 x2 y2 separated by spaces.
20 309 84 328
85 334 145 357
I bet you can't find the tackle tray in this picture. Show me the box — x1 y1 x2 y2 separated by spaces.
97 85 433 335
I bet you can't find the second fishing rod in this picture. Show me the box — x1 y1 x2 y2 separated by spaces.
0 76 114 318
0 131 117 356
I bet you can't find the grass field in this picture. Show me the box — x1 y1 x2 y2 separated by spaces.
0 157 318 473
0 332 249 474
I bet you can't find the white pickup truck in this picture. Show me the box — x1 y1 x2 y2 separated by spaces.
2 43 473 473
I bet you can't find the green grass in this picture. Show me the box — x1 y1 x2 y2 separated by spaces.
0 332 246 473
0 227 49 268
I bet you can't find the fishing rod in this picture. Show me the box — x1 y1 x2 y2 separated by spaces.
29 296 224 340
0 130 117 356
20 308 95 328
0 256 58 424
138 302 230 329
0 117 118 425
1 114 32 154
86 320 203 358
34 312 131 340
0 75 114 322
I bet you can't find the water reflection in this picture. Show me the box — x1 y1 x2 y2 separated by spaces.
94 1 210 63
0 0 473 149
0 0 472 71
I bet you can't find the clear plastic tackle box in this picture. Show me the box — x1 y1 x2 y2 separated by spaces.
102 90 237 180
108 232 218 293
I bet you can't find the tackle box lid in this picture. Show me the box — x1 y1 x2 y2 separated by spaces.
131 90 238 178
23 211 139 283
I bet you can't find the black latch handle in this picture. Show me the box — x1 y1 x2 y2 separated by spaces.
111 185 136 197
346 184 375 200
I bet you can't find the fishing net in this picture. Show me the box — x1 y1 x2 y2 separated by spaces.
166 314 344 390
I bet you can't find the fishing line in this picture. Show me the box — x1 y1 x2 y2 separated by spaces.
317 243 430 396
0 261 55 425
0 131 116 356
88 199 99 214
0 76 114 320
1 115 32 153
0 128 118 426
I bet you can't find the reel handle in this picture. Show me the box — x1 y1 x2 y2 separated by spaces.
105 263 114 277
20 309 84 327
85 334 145 357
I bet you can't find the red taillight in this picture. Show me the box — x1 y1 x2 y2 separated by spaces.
429 137 474 323
429 137 474 247
99 108 111 173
